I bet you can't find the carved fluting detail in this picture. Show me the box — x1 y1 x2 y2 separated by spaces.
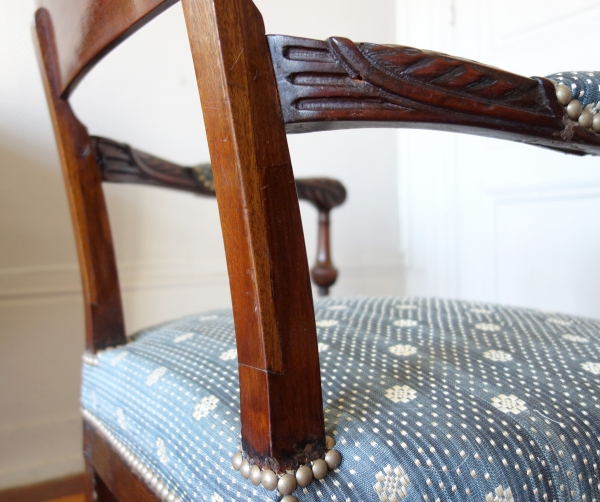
270 36 413 124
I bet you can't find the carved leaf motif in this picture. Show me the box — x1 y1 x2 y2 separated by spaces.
271 34 575 143
356 43 546 112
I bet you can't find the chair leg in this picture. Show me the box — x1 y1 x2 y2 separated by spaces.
84 456 94 502
85 455 118 502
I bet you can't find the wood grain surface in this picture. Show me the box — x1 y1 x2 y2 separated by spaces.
36 0 178 96
34 9 127 352
271 35 600 155
182 0 325 469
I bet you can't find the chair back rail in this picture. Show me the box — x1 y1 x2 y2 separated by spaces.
37 0 178 97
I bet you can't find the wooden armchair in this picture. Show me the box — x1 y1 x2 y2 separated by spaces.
34 1 600 501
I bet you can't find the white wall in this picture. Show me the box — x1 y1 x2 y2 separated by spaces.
0 0 400 488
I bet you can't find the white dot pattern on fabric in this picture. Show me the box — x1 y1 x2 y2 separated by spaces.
318 343 329 353
81 297 600 501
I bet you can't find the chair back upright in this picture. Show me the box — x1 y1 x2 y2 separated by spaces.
39 0 178 97
34 0 326 471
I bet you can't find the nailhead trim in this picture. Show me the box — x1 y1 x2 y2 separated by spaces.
552 82 600 132
232 437 342 497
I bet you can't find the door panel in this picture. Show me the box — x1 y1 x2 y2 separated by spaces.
397 0 600 318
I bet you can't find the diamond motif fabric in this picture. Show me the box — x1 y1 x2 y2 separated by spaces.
81 297 600 501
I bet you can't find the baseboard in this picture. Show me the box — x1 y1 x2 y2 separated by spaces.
0 257 405 302
0 415 83 491
0 472 84 502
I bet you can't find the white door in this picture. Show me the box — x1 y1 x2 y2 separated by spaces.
397 0 600 318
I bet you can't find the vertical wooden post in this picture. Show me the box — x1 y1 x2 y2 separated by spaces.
182 0 325 470
311 209 338 296
34 9 126 352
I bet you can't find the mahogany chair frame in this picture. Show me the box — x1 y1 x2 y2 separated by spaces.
34 0 599 500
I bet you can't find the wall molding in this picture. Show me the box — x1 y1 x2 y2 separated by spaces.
0 257 406 302
484 181 600 302
0 261 229 301
0 472 84 501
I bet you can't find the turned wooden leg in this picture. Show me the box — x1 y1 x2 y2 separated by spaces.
311 209 338 296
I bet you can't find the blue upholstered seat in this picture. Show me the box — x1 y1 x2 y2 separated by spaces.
81 297 600 501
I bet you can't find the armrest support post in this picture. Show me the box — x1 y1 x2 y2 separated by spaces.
312 209 336 296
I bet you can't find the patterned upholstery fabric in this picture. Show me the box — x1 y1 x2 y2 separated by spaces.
81 297 600 502
547 71 600 109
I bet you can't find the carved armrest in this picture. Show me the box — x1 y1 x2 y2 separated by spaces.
269 36 600 156
92 136 346 295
